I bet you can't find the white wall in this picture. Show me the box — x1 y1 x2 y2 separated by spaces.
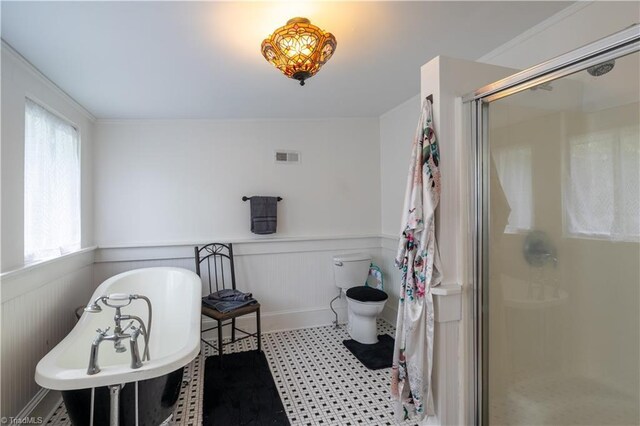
422 57 515 286
1 43 95 272
378 95 421 324
0 44 97 418
379 95 421 237
94 118 380 246
91 118 385 365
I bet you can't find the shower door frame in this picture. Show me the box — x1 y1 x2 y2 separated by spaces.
463 24 640 426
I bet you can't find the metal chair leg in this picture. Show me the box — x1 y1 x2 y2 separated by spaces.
256 307 261 353
217 319 223 368
231 318 236 342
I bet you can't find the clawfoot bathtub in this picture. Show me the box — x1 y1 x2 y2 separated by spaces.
35 267 202 425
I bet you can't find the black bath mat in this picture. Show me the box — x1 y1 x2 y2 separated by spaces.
343 334 395 370
203 350 289 426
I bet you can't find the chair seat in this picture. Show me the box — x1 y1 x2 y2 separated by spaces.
202 301 260 321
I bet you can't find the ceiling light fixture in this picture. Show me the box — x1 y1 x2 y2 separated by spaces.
261 17 337 86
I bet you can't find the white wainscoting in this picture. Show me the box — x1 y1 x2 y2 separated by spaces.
433 321 461 426
0 249 96 417
94 236 384 337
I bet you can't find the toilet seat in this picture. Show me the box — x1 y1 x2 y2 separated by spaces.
346 286 388 302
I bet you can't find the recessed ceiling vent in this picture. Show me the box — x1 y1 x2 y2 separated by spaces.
275 150 301 164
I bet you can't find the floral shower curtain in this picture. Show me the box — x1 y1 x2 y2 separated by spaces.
391 98 442 421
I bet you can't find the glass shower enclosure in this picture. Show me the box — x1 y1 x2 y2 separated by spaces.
466 25 640 425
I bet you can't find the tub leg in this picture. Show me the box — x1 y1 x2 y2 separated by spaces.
90 387 95 426
109 384 121 426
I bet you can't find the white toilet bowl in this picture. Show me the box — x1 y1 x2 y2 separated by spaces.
346 297 387 344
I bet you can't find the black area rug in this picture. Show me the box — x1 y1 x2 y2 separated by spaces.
343 334 395 370
203 350 290 426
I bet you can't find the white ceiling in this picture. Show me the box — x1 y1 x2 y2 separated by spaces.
1 1 572 119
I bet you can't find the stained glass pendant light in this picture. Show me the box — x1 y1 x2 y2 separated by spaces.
261 17 337 86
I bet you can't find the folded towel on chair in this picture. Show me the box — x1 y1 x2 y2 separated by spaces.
203 289 256 313
206 289 253 302
249 196 278 234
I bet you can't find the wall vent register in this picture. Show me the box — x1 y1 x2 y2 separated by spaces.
275 150 301 164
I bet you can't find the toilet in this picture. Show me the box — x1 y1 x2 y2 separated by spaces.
332 253 388 344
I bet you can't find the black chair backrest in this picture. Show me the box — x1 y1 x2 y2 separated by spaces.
194 243 237 295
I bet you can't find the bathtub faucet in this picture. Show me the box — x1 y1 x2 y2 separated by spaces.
84 293 153 375
87 321 146 374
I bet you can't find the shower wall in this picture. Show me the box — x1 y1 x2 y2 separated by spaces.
489 100 639 395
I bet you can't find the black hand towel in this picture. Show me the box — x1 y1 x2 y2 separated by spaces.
250 196 278 234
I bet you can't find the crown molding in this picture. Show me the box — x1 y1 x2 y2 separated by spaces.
1 39 96 122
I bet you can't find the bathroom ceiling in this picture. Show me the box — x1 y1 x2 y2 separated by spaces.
1 1 572 119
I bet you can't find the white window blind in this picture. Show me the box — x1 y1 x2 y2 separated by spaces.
24 98 81 263
494 145 534 233
565 127 639 240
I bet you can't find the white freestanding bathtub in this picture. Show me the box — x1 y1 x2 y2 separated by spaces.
35 267 202 425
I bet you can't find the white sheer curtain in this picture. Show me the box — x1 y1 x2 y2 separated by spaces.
24 98 81 263
494 145 533 233
565 127 640 240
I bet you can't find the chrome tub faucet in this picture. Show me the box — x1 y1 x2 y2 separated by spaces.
84 293 153 375
87 322 146 375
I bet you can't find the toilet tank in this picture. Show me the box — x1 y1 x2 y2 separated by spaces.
333 253 372 290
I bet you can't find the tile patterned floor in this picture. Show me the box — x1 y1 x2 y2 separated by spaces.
47 320 420 426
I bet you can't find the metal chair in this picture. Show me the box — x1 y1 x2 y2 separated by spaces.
194 243 261 366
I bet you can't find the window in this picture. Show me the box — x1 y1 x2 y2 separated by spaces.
24 98 80 263
565 127 639 240
493 145 534 233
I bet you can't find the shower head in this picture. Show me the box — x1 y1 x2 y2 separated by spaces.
84 303 102 313
587 59 615 77
84 297 105 313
